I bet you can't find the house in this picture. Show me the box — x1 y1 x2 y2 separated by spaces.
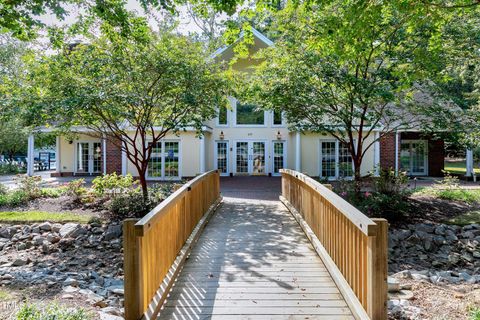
27 28 451 180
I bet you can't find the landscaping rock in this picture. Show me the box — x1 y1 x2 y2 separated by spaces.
104 225 122 241
39 222 52 231
59 223 81 238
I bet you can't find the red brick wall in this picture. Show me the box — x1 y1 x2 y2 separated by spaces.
380 132 444 177
380 132 398 171
105 137 123 175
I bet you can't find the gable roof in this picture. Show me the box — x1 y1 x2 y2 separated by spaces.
210 27 274 59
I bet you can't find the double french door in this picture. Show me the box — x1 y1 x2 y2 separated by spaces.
75 142 102 175
400 140 428 176
235 141 266 175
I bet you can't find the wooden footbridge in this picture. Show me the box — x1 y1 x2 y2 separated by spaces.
123 170 388 320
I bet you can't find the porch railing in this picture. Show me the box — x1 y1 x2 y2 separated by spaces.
280 169 388 320
123 170 221 320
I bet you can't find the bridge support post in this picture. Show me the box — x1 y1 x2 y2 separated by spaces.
124 218 143 320
368 218 388 320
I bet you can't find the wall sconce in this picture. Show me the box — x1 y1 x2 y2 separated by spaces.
219 131 224 140
276 131 282 140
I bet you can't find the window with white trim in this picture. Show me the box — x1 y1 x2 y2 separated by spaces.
147 141 180 179
217 105 228 126
320 140 354 179
236 101 265 125
273 110 283 126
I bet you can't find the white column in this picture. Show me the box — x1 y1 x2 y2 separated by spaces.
199 136 206 174
102 136 107 175
121 140 127 176
27 134 35 176
394 131 399 176
295 132 301 172
466 149 474 177
373 131 380 176
55 136 61 173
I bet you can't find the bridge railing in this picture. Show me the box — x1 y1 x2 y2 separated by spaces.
280 169 387 320
123 170 221 320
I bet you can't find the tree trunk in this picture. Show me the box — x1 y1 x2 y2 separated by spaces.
353 156 363 195
138 169 149 201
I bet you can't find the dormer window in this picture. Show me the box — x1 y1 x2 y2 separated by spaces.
236 101 265 125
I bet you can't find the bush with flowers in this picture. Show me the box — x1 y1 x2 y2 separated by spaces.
336 168 410 221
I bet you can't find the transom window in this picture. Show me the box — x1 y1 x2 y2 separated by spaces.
147 141 180 179
236 101 265 125
320 140 354 179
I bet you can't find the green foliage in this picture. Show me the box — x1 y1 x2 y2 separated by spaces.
64 179 87 203
0 163 26 175
239 1 478 179
0 183 8 196
414 174 480 203
446 210 480 226
0 190 29 207
0 211 94 223
374 169 408 195
470 307 480 320
22 27 227 196
432 189 480 204
40 187 66 198
92 173 137 198
15 175 42 199
109 190 153 219
435 172 460 189
336 169 410 220
15 302 92 320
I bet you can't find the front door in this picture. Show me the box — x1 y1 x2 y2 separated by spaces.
76 142 102 175
400 140 428 176
235 141 267 175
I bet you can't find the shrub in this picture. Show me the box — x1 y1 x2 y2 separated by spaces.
109 190 153 219
40 187 66 198
7 190 29 207
65 179 87 203
92 173 136 198
374 168 408 195
15 302 92 320
0 163 25 175
435 172 460 190
15 175 42 199
0 183 8 195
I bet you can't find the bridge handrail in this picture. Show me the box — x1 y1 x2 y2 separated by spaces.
123 170 221 320
280 169 387 320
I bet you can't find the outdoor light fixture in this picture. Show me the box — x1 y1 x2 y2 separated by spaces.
276 131 282 140
219 131 224 140
96 146 101 153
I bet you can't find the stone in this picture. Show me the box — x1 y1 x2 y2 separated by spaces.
104 225 122 241
61 294 75 299
100 307 123 317
389 289 414 300
63 285 79 293
46 234 60 244
388 277 400 292
16 243 27 251
33 235 46 246
98 312 123 320
63 277 78 287
59 223 81 238
39 222 52 231
12 257 30 266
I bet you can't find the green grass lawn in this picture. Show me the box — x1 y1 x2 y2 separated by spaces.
0 288 12 300
444 160 480 175
0 211 95 224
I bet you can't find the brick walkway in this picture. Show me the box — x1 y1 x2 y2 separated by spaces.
220 176 281 201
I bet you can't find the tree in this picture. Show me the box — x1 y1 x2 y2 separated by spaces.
23 25 227 198
240 1 478 181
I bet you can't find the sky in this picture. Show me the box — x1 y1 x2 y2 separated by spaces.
38 0 206 36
